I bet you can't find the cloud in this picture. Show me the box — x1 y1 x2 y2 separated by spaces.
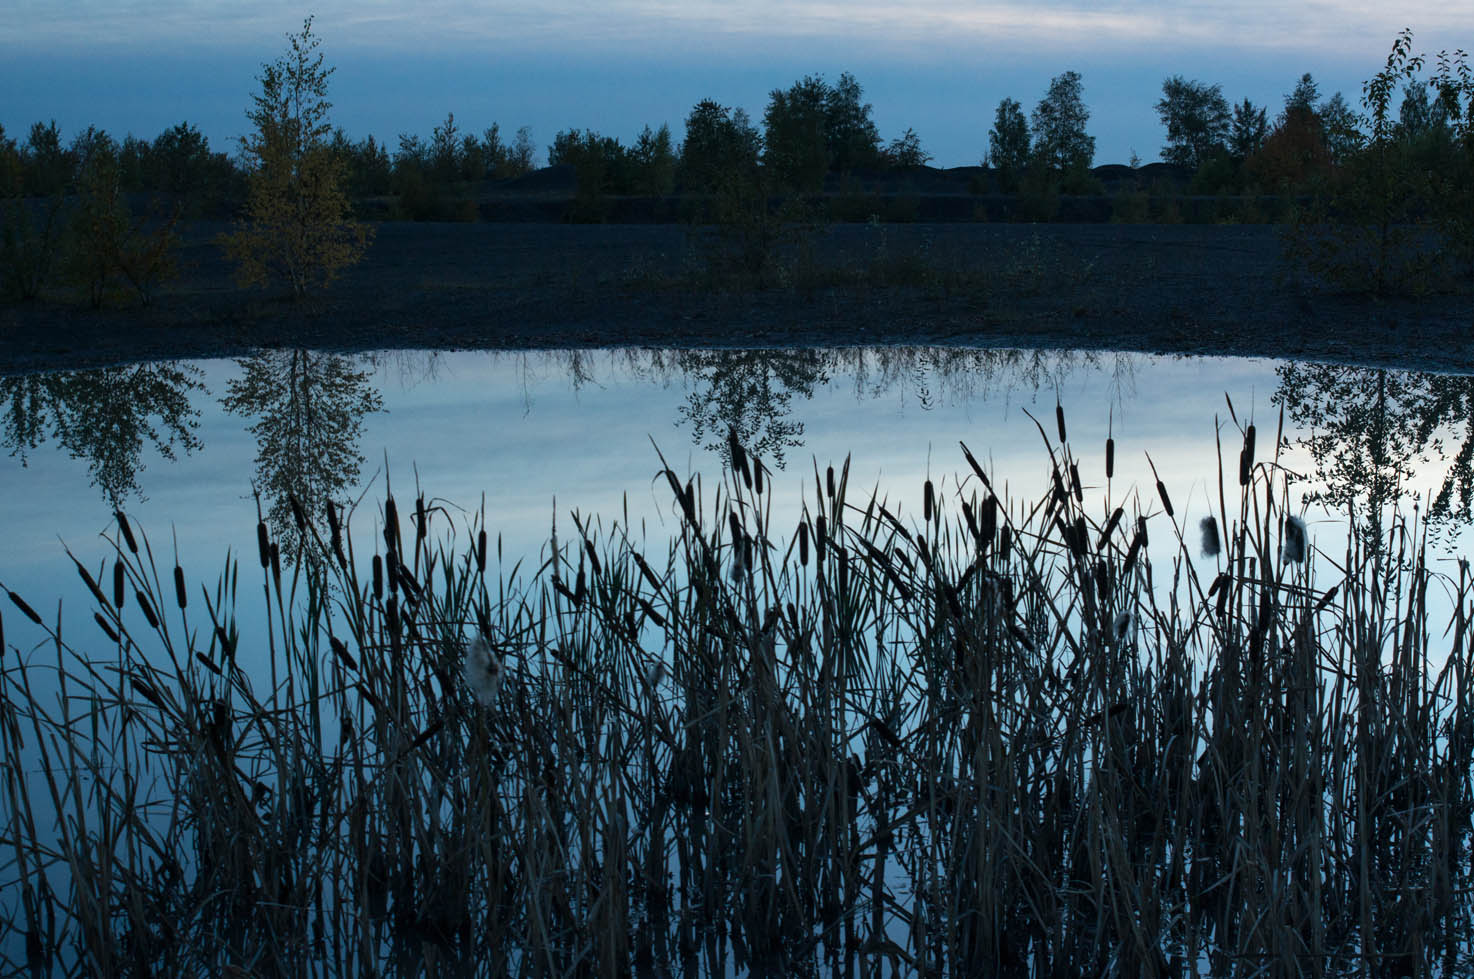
7 0 1472 59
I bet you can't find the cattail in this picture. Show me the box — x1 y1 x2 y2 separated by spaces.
384 497 400 553
924 480 935 523
386 549 399 596
754 459 764 496
269 542 281 589
372 555 383 600
981 495 998 544
115 511 138 554
1113 610 1135 645
113 561 126 609
8 590 41 626
93 612 118 644
1070 463 1082 502
1282 515 1307 564
731 537 748 582
826 465 835 499
256 522 270 569
173 565 187 610
134 589 159 630
415 495 427 545
1056 401 1067 443
816 515 828 564
1239 425 1256 486
798 520 810 566
477 530 488 573
728 427 749 484
1156 480 1174 518
464 634 503 706
1199 516 1221 558
1106 437 1115 479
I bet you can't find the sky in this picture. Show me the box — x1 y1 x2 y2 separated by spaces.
2 2 1472 168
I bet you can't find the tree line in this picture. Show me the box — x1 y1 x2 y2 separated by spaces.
3 19 1471 304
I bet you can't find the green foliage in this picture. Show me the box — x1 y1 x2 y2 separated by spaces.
632 124 678 195
679 100 761 194
62 127 129 308
548 128 629 221
881 128 931 168
762 72 881 191
222 16 373 296
1156 76 1231 170
0 195 63 301
23 120 70 196
1283 29 1445 295
1230 98 1268 162
1031 71 1095 173
987 98 1031 192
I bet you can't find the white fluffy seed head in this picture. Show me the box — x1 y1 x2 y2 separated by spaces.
1199 516 1221 558
1282 515 1307 564
1113 610 1135 645
464 634 502 706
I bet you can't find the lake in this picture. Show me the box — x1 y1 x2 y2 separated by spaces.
3 344 1473 976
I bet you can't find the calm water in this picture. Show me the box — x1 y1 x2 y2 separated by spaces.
2 346 1471 656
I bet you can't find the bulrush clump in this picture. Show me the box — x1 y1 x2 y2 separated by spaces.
1282 515 1308 564
1199 516 1221 558
464 633 502 705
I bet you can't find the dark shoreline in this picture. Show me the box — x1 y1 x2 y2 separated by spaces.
3 221 1471 376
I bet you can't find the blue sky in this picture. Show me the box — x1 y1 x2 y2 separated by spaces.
3 2 1471 167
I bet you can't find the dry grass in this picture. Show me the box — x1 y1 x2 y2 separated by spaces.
1 411 1471 976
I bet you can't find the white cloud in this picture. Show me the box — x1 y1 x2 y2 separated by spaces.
6 0 1471 58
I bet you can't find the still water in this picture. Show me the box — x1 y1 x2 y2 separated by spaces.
2 346 1471 655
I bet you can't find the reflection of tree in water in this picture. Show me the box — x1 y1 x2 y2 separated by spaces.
222 350 383 550
1275 363 1474 541
1 364 204 503
674 349 828 467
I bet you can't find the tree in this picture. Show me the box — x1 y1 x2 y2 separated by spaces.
763 72 882 190
1230 98 1268 161
632 124 677 195
882 128 931 168
507 126 537 175
1031 72 1094 172
223 16 372 297
763 75 831 191
823 72 881 172
1318 92 1363 163
1155 76 1231 169
987 98 1031 190
680 100 761 193
1286 73 1321 114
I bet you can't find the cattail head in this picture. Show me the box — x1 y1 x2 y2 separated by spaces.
1113 610 1135 645
1199 516 1221 558
464 634 503 706
1282 515 1307 564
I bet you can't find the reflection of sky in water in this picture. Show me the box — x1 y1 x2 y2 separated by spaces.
1 347 1469 662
